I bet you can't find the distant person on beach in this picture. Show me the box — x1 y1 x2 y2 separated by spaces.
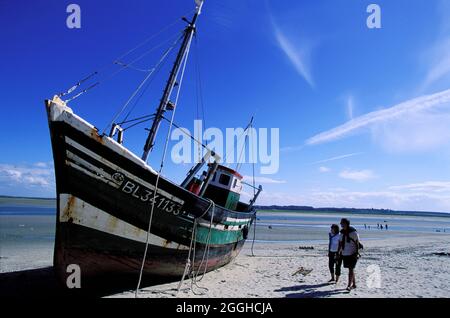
385 224 388 230
380 224 384 230
364 224 367 229
328 224 342 283
339 218 361 291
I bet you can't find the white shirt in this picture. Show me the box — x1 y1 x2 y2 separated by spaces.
329 233 340 252
340 231 360 256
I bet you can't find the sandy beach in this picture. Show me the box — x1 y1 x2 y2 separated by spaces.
109 233 450 298
2 210 450 298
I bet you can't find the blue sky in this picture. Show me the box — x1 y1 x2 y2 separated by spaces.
1 0 450 212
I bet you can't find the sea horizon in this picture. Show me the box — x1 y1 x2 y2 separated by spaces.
2 194 450 218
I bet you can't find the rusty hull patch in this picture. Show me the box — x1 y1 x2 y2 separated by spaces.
90 127 104 145
62 194 76 223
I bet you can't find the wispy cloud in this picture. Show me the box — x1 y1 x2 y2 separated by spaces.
306 188 450 212
243 175 286 184
389 181 450 193
422 39 450 89
280 145 304 153
0 163 54 188
256 183 450 212
339 169 376 182
371 111 450 153
421 0 450 90
346 95 354 120
306 88 450 146
34 162 51 168
268 6 315 88
312 152 363 165
207 0 245 31
319 166 330 173
272 27 314 87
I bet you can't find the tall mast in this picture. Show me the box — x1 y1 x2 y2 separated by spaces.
142 0 204 162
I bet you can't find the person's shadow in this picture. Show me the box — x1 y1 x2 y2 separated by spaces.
275 283 347 298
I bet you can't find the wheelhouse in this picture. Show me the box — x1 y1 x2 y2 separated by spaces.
204 165 243 210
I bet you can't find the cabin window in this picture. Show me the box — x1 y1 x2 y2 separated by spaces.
219 174 231 186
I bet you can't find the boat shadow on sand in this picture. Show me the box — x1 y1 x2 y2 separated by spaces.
275 283 348 298
0 267 177 298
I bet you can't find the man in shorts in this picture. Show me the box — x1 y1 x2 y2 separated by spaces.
338 218 360 291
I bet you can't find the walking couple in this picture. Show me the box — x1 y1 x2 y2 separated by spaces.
328 218 362 291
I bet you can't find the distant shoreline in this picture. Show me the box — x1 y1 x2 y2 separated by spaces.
1 195 449 218
0 195 55 201
0 195 56 208
257 208 450 219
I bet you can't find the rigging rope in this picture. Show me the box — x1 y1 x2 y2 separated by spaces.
118 113 155 126
104 34 183 135
119 47 171 125
115 10 194 63
249 118 256 196
249 117 257 257
194 34 207 161
222 128 248 164
135 32 194 298
113 31 182 73
235 133 248 172
60 11 192 104
63 33 182 105
161 116 209 151
239 117 257 257
64 82 100 104
235 117 254 172
113 61 155 73
58 72 98 97
121 116 155 131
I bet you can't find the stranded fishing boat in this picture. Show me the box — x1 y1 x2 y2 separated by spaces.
45 0 261 288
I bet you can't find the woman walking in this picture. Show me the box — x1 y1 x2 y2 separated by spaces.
328 224 342 283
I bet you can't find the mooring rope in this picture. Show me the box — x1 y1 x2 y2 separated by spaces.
135 30 194 298
250 117 257 257
177 218 196 293
251 214 257 257
191 201 215 289
177 199 215 296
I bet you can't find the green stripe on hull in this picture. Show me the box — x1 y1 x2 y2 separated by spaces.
195 222 251 245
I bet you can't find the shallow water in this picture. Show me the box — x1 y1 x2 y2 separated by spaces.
1 203 450 272
255 212 450 243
